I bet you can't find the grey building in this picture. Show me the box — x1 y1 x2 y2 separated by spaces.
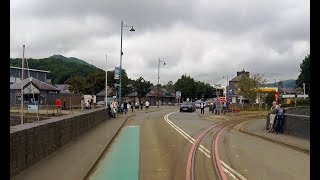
10 66 51 84
228 69 250 103
10 77 60 105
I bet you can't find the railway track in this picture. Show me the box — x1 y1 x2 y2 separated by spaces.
185 114 250 180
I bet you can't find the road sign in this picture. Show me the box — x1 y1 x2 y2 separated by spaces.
114 67 120 80
219 97 226 103
176 91 181 98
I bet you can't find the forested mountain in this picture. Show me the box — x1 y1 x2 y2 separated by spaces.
10 55 103 85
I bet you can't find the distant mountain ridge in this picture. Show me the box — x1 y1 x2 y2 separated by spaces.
49 54 96 67
266 79 297 89
10 55 103 84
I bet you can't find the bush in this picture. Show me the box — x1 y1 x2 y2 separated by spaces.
296 98 310 106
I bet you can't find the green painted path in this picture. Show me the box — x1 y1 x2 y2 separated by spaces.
90 126 140 180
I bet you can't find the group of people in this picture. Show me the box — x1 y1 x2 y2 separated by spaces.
212 100 230 114
80 98 93 110
107 99 150 119
268 101 286 134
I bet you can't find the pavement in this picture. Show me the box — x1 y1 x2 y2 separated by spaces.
11 106 163 180
199 109 310 154
11 106 309 180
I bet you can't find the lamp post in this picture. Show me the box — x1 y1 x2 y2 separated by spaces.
157 58 166 108
214 84 221 98
105 54 108 107
303 83 306 99
21 45 25 125
223 75 229 100
119 20 135 107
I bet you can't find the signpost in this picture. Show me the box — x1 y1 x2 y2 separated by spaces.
176 91 181 105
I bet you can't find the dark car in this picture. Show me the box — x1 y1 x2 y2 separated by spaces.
180 102 196 112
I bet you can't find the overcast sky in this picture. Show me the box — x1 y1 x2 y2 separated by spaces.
10 0 309 86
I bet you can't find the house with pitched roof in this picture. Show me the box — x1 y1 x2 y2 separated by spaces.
10 77 60 105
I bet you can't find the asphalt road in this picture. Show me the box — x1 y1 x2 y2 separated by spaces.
90 107 310 180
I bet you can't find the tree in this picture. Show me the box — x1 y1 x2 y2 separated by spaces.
65 76 86 93
296 54 310 95
133 77 152 100
174 75 197 100
236 73 267 106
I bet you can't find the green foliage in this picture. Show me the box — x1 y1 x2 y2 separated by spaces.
296 98 310 106
236 73 267 104
133 77 152 99
174 75 197 100
173 75 216 100
264 92 276 106
296 54 310 95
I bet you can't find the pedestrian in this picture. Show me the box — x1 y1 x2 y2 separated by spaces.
222 101 227 114
55 98 62 114
120 102 124 114
123 100 128 114
80 98 85 111
268 101 277 132
275 104 285 134
85 100 89 109
145 100 150 110
110 102 114 119
63 99 66 110
135 100 139 110
200 102 205 114
130 100 134 112
212 103 216 113
140 100 143 110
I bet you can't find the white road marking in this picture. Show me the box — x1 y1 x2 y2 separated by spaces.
220 160 247 180
164 112 247 180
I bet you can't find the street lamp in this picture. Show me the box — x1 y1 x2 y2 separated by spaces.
303 83 306 99
105 54 108 107
119 20 135 107
214 84 221 98
223 75 229 100
157 58 166 108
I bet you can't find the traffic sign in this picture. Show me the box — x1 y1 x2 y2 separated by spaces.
219 97 226 103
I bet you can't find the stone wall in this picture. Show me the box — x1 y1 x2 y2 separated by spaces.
266 106 310 139
283 107 310 139
10 108 108 178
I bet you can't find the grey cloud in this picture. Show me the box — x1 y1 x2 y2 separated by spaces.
11 0 310 87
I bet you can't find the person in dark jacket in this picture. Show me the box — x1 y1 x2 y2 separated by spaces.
274 104 285 134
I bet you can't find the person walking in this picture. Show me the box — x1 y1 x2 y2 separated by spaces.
140 100 144 110
145 100 150 110
268 101 277 132
80 98 85 111
123 100 128 114
130 100 134 112
200 102 205 114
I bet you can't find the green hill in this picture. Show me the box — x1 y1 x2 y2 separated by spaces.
10 55 103 85
266 79 297 89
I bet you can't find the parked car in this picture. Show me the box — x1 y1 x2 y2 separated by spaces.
96 101 105 106
180 102 196 112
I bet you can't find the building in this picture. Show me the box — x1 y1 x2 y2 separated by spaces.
146 86 176 106
10 77 60 105
228 69 250 103
10 66 51 84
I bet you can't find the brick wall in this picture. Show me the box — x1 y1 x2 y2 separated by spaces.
10 108 108 178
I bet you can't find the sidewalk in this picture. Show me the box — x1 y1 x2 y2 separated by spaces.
199 110 310 154
240 118 310 154
11 113 134 180
11 106 166 180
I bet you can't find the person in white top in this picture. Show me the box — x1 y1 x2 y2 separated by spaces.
145 100 150 110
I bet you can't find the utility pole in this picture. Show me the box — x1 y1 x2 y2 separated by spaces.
105 54 108 107
21 45 25 125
